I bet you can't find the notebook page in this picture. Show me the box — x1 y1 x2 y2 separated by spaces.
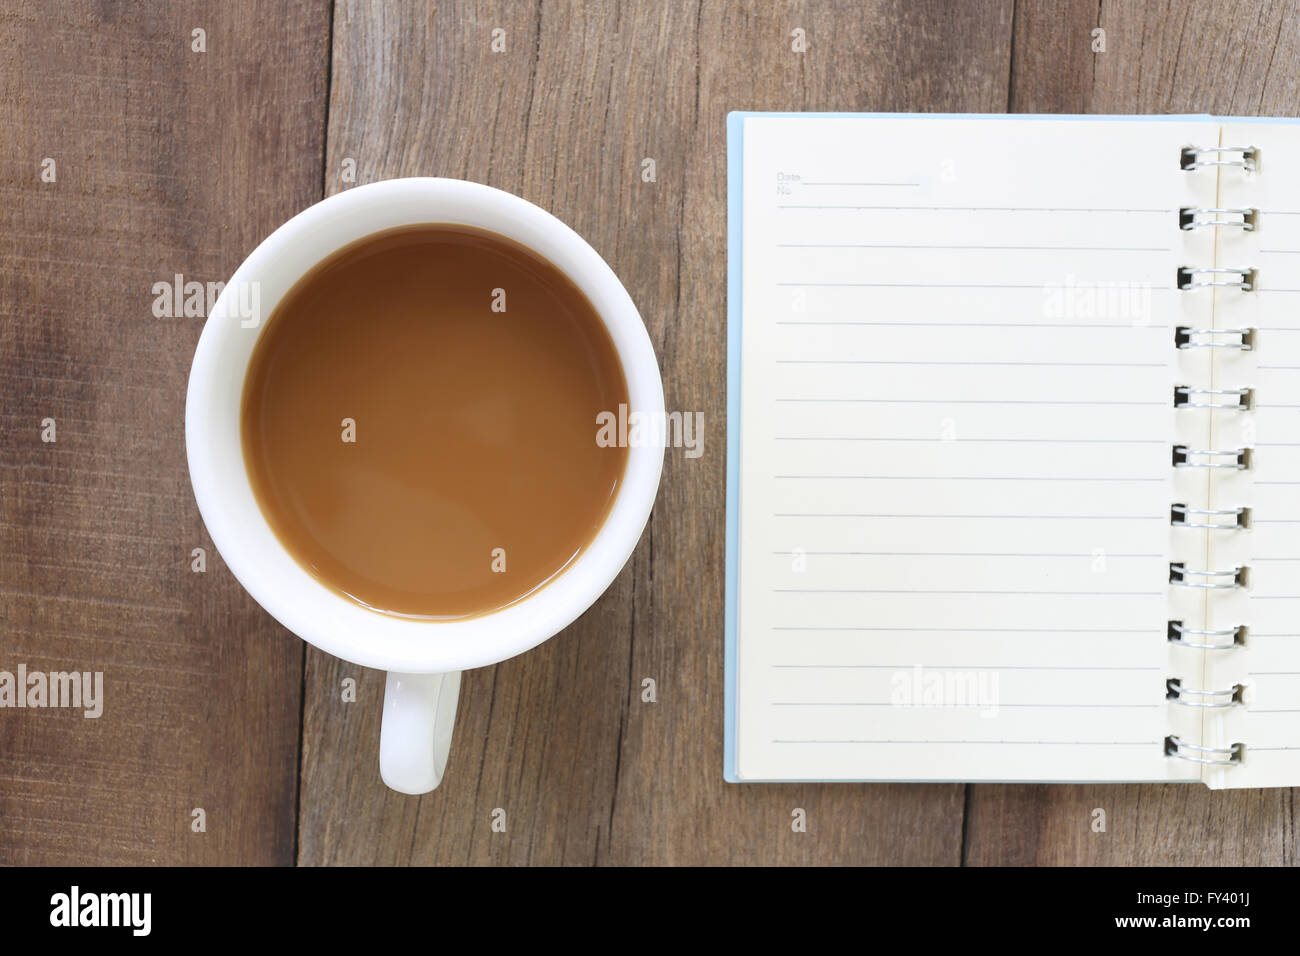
1205 121 1300 789
734 115 1218 782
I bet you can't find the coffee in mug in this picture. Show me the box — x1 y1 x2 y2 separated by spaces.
240 223 630 620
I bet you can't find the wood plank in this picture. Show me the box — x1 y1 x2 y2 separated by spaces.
962 0 1300 866
298 0 1011 866
0 0 330 865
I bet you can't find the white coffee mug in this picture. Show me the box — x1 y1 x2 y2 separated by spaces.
186 178 664 794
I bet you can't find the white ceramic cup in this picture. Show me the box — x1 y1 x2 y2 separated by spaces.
186 178 664 795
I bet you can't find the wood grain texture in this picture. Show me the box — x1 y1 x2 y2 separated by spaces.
961 0 1300 866
0 0 329 864
5 0 1298 868
296 0 1013 866
1012 0 1300 116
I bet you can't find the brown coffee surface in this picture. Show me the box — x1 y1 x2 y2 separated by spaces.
241 223 630 619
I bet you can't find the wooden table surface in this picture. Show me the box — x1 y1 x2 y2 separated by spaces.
3 0 1298 866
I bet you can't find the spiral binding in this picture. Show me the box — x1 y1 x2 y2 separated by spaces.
1175 326 1255 350
1168 143 1260 772
1180 145 1257 171
1169 563 1248 589
1165 735 1244 766
1179 207 1258 231
1170 503 1249 530
1167 621 1245 649
1174 385 1252 409
1176 266 1255 290
1166 679 1244 709
1172 445 1251 469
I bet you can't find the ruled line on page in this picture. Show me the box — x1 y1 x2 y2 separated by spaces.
776 322 1170 329
771 662 1161 669
774 513 1166 519
772 588 1162 596
775 282 1174 291
773 474 1163 482
776 205 1172 213
774 397 1166 406
770 551 1164 558
799 181 921 187
773 437 1166 444
771 739 1156 746
775 243 1171 252
771 701 1161 708
770 627 1160 634
774 360 1171 371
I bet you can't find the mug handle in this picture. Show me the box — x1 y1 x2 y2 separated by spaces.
379 671 462 794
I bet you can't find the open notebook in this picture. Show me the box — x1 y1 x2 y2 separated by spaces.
725 113 1300 789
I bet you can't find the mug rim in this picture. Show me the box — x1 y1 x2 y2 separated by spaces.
185 177 665 672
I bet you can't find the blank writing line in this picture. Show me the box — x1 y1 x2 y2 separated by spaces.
776 321 1168 329
776 359 1163 367
776 242 1169 252
801 181 920 187
774 437 1164 444
774 474 1160 482
771 627 1156 634
770 551 1161 558
776 282 1172 291
775 513 1163 520
773 739 1153 746
775 397 1164 406
774 588 1159 596
776 205 1170 213
772 702 1158 708
772 662 1160 670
